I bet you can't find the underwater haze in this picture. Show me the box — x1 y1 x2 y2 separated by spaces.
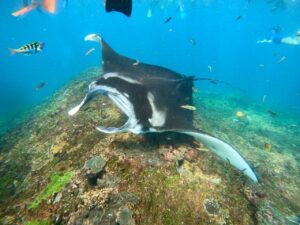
0 0 300 224
1 0 300 125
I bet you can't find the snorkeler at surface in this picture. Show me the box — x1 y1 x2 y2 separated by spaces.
14 0 131 17
12 0 67 16
257 27 300 45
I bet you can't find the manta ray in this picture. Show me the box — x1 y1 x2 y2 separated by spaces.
69 34 258 182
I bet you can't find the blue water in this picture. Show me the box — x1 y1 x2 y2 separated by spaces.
0 0 300 125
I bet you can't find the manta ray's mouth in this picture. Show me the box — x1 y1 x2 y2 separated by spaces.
69 81 139 134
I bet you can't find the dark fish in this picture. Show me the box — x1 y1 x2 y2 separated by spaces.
267 110 277 117
36 82 47 90
105 0 132 17
265 143 271 152
190 38 196 45
68 33 258 183
248 0 252 2
9 41 45 56
164 16 172 24
236 15 242 20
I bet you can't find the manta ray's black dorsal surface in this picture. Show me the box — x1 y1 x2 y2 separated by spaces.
69 34 258 183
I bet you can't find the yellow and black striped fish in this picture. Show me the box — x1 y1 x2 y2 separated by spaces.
8 41 45 55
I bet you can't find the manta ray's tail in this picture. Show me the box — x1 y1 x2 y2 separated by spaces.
177 129 258 182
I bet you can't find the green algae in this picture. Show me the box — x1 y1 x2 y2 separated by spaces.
0 175 15 200
29 171 75 209
24 220 50 225
1 68 299 224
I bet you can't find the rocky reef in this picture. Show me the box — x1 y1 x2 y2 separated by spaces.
0 68 299 224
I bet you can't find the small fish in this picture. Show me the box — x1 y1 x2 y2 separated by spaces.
168 28 173 32
36 82 47 90
210 80 217 85
146 9 152 18
180 105 196 111
262 95 267 103
258 64 265 68
8 41 44 56
296 30 300 37
267 110 277 117
265 143 271 152
190 38 196 45
85 47 95 56
207 65 213 72
192 87 198 93
12 2 38 16
236 15 242 20
277 56 286 64
132 60 140 66
235 111 244 118
164 16 172 24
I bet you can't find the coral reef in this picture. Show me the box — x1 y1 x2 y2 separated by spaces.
0 68 299 224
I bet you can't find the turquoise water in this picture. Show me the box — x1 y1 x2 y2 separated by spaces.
1 0 300 127
0 1 300 224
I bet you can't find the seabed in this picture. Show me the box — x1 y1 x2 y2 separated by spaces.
0 68 299 225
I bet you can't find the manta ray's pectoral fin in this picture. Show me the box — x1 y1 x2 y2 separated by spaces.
96 119 132 134
68 95 89 116
177 129 258 182
68 81 103 116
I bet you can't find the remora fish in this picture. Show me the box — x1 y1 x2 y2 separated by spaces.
69 33 258 182
85 47 95 56
8 41 45 55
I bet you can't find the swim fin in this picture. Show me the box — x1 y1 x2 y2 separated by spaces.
105 0 132 17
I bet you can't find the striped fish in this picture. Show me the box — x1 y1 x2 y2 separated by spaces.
8 41 45 56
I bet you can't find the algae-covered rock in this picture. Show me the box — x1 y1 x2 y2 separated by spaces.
29 171 75 209
84 155 106 186
84 156 106 174
80 188 113 209
116 206 134 225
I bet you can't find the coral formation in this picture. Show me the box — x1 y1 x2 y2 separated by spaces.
0 68 299 224
80 188 113 209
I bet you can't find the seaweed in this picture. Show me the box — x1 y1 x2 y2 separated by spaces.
29 171 75 209
24 220 50 225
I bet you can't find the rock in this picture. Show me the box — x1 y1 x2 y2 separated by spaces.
80 188 113 209
53 192 63 204
84 156 106 186
116 206 134 225
84 156 106 174
204 199 219 216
